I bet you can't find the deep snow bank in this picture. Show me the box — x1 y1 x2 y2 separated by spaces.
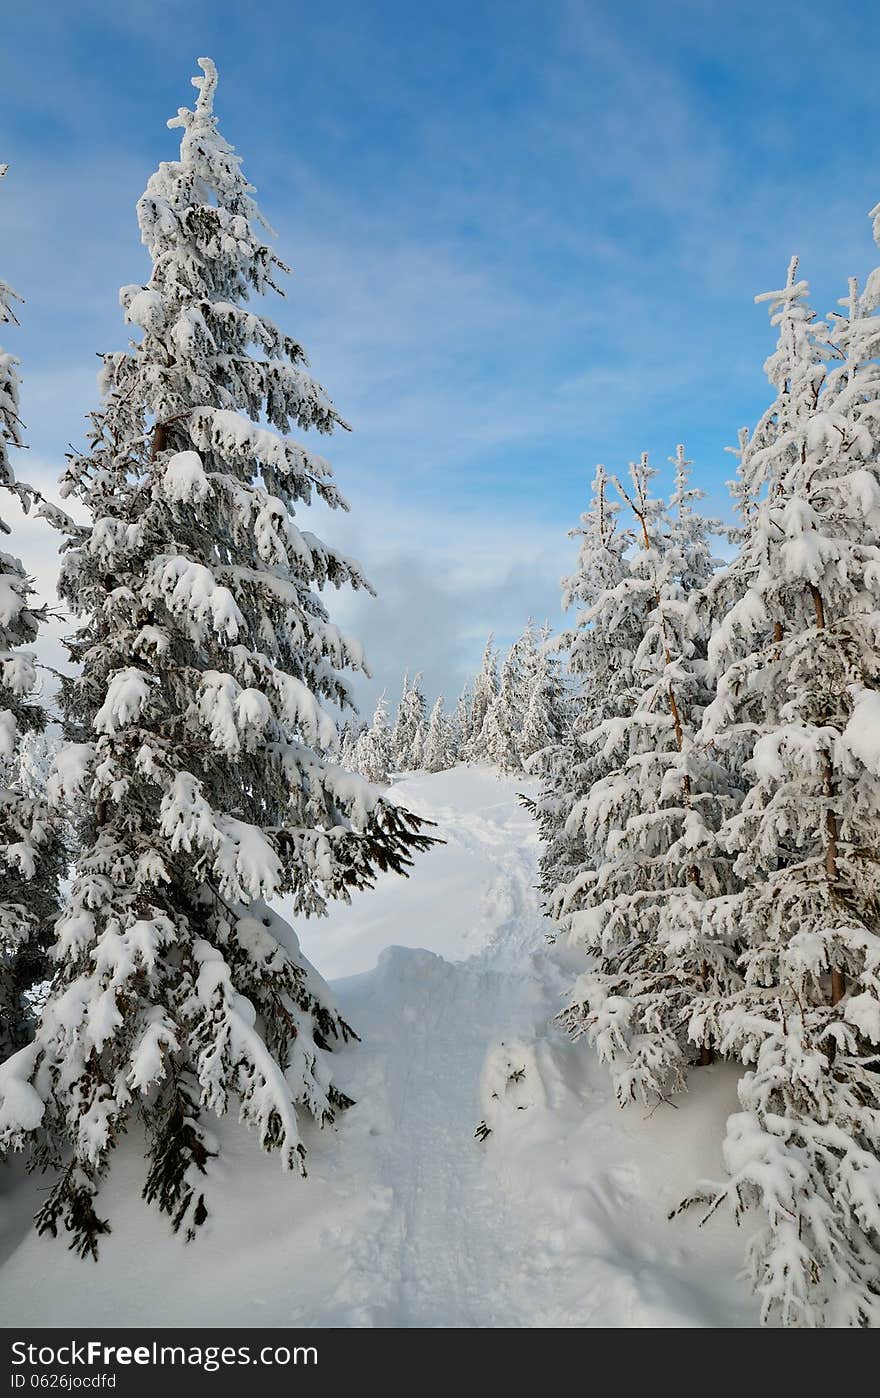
0 766 757 1327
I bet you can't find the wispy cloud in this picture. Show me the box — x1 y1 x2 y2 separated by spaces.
4 0 880 710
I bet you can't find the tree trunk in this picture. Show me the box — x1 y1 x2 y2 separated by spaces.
151 420 167 460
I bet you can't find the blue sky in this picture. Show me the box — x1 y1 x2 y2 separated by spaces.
4 0 880 709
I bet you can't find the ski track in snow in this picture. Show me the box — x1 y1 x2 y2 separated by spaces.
0 767 757 1328
292 782 555 1327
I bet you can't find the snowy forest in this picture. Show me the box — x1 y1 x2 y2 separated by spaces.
1 47 880 1332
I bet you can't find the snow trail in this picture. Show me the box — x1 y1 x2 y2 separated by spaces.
295 770 560 1326
295 767 755 1327
0 766 757 1327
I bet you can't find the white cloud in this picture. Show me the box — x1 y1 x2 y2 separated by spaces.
325 489 569 711
6 1 880 721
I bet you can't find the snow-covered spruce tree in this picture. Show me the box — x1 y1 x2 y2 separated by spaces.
16 730 60 800
423 695 454 773
337 718 361 771
520 626 567 765
452 682 470 760
445 696 463 765
392 671 427 771
391 671 410 767
529 465 637 911
680 256 880 1327
410 718 426 771
354 692 392 783
559 452 742 1103
702 256 826 645
512 618 537 715
0 60 431 1258
467 635 498 761
481 643 525 774
0 169 64 1056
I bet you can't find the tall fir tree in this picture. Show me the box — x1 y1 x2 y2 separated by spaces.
0 61 430 1257
481 643 524 774
392 671 427 771
467 635 498 761
530 466 637 915
0 167 63 1057
423 695 454 773
559 453 740 1102
454 682 471 757
511 619 537 717
354 692 392 783
683 254 880 1327
337 718 362 771
391 671 410 769
520 625 567 765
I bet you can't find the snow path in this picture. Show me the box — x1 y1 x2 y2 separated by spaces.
0 766 757 1327
307 770 755 1327
329 956 531 1326
292 775 564 1326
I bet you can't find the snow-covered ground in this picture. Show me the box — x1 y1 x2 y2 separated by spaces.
0 766 758 1327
